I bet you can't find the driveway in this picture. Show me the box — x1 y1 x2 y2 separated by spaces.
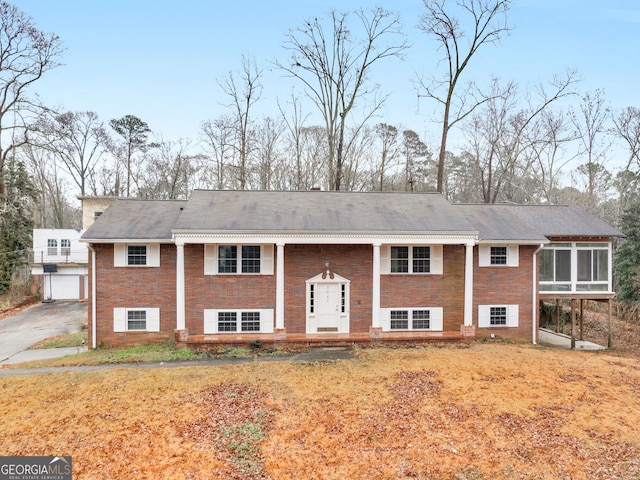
0 301 87 364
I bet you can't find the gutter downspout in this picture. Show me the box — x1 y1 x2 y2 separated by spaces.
88 245 97 349
532 243 545 345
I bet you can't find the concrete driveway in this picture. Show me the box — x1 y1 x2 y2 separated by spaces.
0 301 87 364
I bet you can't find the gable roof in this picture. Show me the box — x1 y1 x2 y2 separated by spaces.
172 190 475 235
81 199 187 241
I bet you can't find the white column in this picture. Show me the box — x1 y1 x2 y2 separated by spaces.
372 243 381 328
176 241 185 330
276 243 285 330
464 242 474 326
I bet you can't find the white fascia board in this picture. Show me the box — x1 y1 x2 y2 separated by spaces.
476 239 550 245
173 232 479 245
80 238 174 244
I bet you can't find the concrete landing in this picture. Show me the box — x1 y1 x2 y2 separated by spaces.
538 329 606 351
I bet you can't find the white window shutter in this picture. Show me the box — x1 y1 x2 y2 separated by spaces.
114 308 126 332
380 246 390 274
204 244 217 275
430 307 444 331
146 308 160 331
508 245 519 267
507 304 519 327
114 244 126 267
379 308 390 331
204 309 217 333
260 309 274 333
430 245 443 274
261 244 274 275
478 305 490 328
148 244 160 267
478 246 490 267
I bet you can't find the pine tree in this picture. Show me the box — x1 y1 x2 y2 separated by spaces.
0 156 38 294
614 196 640 303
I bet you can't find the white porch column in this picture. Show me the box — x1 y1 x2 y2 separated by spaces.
276 242 285 330
372 243 381 328
176 241 185 331
464 242 474 327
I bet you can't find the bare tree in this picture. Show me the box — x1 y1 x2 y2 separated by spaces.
35 111 110 196
278 95 311 190
462 74 577 203
138 138 201 200
253 116 284 190
219 55 262 190
201 115 236 189
417 0 512 193
374 123 401 191
278 8 407 190
570 89 613 213
0 2 63 201
613 106 640 213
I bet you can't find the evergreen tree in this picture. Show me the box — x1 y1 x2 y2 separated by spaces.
0 156 38 294
614 196 640 303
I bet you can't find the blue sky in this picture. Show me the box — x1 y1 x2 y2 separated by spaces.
10 0 640 161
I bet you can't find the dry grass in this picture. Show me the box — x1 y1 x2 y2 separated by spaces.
1 343 640 479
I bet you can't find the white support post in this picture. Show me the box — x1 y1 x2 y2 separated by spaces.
176 242 185 331
276 243 285 330
372 243 381 328
464 242 474 326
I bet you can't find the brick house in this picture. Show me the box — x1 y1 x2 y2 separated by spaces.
80 190 622 349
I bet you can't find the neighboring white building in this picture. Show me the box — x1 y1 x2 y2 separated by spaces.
31 229 88 300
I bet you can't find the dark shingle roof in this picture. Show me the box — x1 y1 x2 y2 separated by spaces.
81 199 187 241
172 190 475 234
456 204 548 242
507 205 623 238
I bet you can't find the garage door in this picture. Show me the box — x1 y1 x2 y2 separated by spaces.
43 275 81 300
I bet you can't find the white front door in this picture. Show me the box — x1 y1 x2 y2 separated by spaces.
306 271 350 334
316 283 341 332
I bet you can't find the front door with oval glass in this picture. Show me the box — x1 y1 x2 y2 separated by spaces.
306 272 350 334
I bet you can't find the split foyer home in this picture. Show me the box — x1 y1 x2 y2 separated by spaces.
80 190 622 349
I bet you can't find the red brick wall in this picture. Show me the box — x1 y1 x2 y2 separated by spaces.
381 245 466 331
184 244 276 334
90 244 177 347
88 242 539 346
473 245 537 342
284 244 373 333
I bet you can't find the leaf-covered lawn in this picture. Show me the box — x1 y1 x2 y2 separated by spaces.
1 344 639 479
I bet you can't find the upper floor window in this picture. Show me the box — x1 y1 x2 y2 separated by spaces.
218 245 261 274
127 245 147 265
390 246 433 274
114 244 160 267
61 239 71 256
47 239 57 256
479 245 519 267
204 244 274 275
490 247 507 265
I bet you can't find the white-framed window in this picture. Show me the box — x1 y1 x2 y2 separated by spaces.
204 244 274 275
479 245 519 267
381 245 443 274
380 307 443 331
47 239 58 256
113 307 160 332
114 244 160 267
539 242 610 292
478 304 519 328
204 309 274 334
61 239 71 256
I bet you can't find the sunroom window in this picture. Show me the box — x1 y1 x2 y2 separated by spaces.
540 242 610 292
